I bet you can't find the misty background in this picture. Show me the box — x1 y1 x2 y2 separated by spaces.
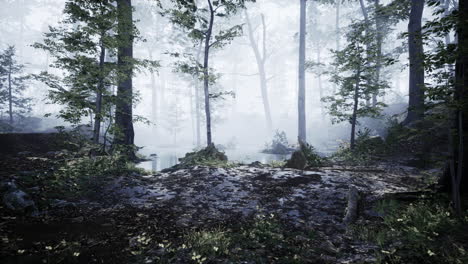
0 0 414 166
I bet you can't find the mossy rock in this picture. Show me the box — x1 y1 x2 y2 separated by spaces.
285 150 307 170
166 144 228 171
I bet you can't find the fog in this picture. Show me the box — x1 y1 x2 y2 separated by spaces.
0 0 413 160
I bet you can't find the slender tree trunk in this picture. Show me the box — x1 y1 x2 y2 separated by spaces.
93 42 105 144
8 65 13 125
404 0 425 125
195 43 203 147
148 50 158 133
245 10 273 132
114 0 135 155
373 0 383 107
203 0 214 146
298 0 307 143
351 67 361 150
359 0 372 107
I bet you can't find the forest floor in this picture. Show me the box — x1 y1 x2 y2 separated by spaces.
0 151 465 264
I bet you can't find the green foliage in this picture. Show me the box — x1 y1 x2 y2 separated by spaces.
33 0 158 128
352 198 468 264
32 0 120 126
324 21 393 125
299 142 325 167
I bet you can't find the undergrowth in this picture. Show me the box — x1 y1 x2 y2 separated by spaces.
350 196 468 264
152 213 326 263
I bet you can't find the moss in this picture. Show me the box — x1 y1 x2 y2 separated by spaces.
169 144 229 169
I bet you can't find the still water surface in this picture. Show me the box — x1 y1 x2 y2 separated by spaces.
137 146 289 172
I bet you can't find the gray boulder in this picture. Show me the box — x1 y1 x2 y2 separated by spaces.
2 181 38 216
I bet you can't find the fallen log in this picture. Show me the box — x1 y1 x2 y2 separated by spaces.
343 186 360 226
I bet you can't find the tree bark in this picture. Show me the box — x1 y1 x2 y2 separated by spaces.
404 0 425 125
114 0 135 155
245 10 273 132
351 66 361 150
203 0 214 146
93 42 105 144
298 0 307 143
359 0 372 107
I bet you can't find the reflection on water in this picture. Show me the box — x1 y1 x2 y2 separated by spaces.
137 147 289 172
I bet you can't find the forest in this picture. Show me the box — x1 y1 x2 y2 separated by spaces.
0 0 467 263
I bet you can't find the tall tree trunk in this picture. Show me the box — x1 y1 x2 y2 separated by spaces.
245 10 273 132
114 0 135 155
404 0 425 125
298 0 307 143
8 65 12 125
351 67 361 150
450 0 468 214
93 42 105 144
203 0 214 146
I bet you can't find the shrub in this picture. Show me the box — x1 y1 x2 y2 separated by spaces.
262 130 295 154
332 128 384 165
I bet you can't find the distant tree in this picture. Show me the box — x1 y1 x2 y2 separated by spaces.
298 0 307 144
324 21 394 149
167 0 254 146
245 10 273 132
0 46 31 125
163 98 186 145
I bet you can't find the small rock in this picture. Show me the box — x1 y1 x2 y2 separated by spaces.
69 216 84 223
